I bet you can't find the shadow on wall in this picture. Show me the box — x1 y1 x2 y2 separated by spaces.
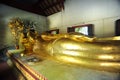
117 0 120 4
0 15 12 49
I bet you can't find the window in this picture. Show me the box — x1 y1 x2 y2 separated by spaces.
67 24 94 37
115 19 120 36
46 29 59 34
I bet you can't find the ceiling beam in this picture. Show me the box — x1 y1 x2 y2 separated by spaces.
0 0 46 16
0 0 65 16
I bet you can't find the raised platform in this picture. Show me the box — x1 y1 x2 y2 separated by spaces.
7 52 120 80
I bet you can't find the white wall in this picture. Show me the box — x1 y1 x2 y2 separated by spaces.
0 4 48 48
47 0 120 37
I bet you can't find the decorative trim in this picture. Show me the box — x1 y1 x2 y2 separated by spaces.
10 54 47 80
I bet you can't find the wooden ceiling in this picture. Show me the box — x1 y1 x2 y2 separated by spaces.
0 0 65 16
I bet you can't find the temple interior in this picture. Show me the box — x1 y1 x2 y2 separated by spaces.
0 0 120 80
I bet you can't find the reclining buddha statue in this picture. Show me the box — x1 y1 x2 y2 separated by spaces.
22 31 120 73
8 18 120 75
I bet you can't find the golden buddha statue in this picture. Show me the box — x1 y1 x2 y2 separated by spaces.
31 32 120 72
8 18 120 73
